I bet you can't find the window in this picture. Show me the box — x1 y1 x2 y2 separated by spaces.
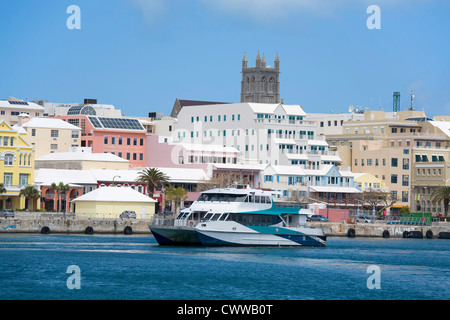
391 174 398 184
19 174 29 186
402 158 409 170
50 144 58 150
391 158 398 167
127 138 131 145
104 136 108 144
3 137 8 146
72 131 79 139
31 129 36 136
3 173 13 186
111 137 115 145
402 175 409 186
118 137 122 145
133 138 137 146
126 153 131 160
51 130 59 137
237 114 240 121
4 154 13 166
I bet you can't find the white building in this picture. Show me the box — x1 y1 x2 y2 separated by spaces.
173 102 341 168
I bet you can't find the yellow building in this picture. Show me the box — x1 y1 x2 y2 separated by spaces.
72 186 156 219
0 120 37 210
353 172 387 192
22 117 81 158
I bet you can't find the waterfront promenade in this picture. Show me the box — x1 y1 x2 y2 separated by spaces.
1 212 449 238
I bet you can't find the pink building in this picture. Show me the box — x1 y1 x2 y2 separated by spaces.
57 115 147 168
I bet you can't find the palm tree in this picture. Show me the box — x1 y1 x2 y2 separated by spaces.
19 186 41 211
51 182 70 212
164 186 188 215
0 183 6 209
135 168 169 196
431 186 450 217
0 183 6 195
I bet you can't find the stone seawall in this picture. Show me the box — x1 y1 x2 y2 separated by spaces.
1 217 449 238
309 221 450 238
0 217 151 235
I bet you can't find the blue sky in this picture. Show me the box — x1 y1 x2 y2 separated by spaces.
1 0 449 117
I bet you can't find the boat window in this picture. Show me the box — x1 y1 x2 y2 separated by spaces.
219 213 229 221
261 196 266 204
248 195 254 203
176 211 189 219
255 196 260 203
210 213 221 221
265 196 271 203
203 213 214 221
199 193 248 202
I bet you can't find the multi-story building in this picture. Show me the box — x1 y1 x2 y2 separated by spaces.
55 114 147 168
326 109 448 214
21 117 81 158
0 98 44 125
0 120 37 210
410 120 450 215
173 102 341 169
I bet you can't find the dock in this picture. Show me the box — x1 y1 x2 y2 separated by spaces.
1 214 449 238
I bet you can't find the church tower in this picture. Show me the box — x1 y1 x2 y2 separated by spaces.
240 51 280 104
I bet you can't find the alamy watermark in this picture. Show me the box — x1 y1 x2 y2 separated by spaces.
66 265 81 289
367 5 381 30
67 5 81 30
366 265 381 290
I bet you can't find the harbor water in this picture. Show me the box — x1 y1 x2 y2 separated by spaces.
0 233 448 300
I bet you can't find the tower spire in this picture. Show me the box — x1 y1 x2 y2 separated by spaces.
242 52 247 69
256 50 261 67
274 52 279 70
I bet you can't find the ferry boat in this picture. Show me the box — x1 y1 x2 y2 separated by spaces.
149 185 326 247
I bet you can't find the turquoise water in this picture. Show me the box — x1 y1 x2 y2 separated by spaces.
0 233 448 300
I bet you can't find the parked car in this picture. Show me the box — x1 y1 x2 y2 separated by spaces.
0 209 15 218
356 216 374 223
120 210 137 219
307 215 329 222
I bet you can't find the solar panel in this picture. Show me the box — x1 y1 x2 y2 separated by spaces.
97 117 144 130
88 116 103 128
9 101 29 105
87 116 144 131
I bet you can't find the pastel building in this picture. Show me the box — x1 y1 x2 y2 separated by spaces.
21 117 81 158
72 187 156 219
0 98 44 125
172 102 341 168
0 120 37 210
55 114 147 168
35 149 129 170
261 164 361 208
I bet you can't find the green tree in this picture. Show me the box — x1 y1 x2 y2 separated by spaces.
19 186 41 211
164 186 188 215
51 182 70 212
0 183 6 194
135 168 169 196
431 186 450 217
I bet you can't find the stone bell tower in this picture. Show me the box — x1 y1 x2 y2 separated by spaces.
240 51 280 103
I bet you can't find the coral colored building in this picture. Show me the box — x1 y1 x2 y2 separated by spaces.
56 115 147 168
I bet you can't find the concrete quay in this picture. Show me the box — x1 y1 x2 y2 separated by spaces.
1 216 449 239
309 221 450 239
0 217 152 235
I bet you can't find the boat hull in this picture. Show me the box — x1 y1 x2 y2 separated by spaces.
149 226 201 246
195 222 326 247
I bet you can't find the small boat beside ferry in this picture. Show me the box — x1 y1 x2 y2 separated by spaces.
149 184 326 247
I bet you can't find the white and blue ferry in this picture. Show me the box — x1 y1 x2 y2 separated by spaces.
150 185 326 247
